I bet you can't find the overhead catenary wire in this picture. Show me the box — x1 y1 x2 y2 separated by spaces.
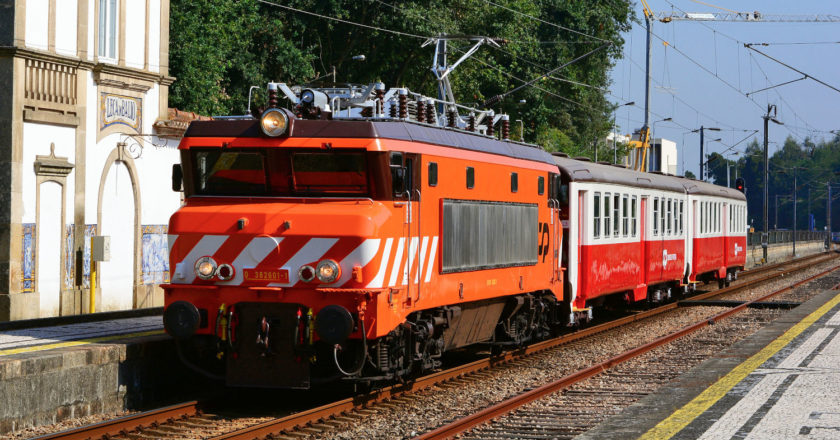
745 44 840 96
256 0 429 40
477 0 611 43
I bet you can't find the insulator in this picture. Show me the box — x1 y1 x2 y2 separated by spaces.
468 114 475 132
486 118 495 137
425 99 435 124
447 108 457 128
398 91 407 119
389 99 398 118
416 99 425 123
268 83 278 108
375 83 386 116
502 115 510 140
361 106 373 117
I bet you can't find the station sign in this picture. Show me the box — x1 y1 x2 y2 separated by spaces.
100 92 142 132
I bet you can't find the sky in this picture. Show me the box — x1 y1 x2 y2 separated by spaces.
608 0 840 177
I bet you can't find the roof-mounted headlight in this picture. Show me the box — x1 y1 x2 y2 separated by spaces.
260 108 289 137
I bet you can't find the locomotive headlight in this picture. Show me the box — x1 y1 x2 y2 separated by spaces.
194 256 218 280
260 109 289 137
316 259 341 284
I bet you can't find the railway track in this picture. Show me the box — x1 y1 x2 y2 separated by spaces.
417 260 840 439
35 252 838 440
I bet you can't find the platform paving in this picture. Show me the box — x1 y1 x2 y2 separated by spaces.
0 317 200 434
580 287 840 440
0 315 162 355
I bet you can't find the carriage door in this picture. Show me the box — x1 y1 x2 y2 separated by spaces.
640 197 647 286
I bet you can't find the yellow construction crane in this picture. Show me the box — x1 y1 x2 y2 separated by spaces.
626 1 838 173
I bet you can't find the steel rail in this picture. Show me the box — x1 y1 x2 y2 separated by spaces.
48 253 834 440
208 254 838 440
416 263 840 439
737 251 831 279
31 401 200 440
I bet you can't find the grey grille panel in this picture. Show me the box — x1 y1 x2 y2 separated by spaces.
442 200 538 273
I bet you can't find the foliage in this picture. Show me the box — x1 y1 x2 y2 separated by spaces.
706 135 840 232
169 0 634 148
684 170 696 180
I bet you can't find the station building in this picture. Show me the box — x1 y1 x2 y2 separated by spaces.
0 0 184 320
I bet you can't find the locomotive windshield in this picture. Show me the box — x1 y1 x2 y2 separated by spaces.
190 148 370 197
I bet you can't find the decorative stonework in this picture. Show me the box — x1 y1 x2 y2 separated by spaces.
33 143 75 178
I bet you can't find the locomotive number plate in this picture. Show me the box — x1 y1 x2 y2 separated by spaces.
243 268 289 283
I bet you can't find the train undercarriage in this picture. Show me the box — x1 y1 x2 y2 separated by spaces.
174 292 573 389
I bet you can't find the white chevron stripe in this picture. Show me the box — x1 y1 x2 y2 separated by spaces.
217 236 283 285
402 237 419 286
335 239 381 286
414 236 429 283
367 238 393 288
167 234 179 258
269 238 338 287
388 238 405 287
424 236 438 283
176 235 228 284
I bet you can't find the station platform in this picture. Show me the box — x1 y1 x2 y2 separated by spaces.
0 312 198 434
581 287 840 440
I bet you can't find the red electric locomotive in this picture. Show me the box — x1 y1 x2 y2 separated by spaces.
163 83 567 388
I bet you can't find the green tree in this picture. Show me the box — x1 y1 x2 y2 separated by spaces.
169 0 634 148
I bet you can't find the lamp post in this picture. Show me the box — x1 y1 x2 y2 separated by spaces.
725 151 740 187
691 126 721 181
650 117 672 171
762 105 782 264
613 101 635 164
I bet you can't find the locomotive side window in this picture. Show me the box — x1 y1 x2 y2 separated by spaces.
604 193 612 236
631 196 637 237
538 176 545 195
466 167 475 189
622 195 628 237
428 162 438 187
613 194 620 237
593 192 601 238
511 173 518 193
653 197 659 236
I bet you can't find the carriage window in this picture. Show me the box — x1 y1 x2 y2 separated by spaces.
593 192 601 238
666 199 672 235
428 162 438 187
538 176 545 195
466 167 475 189
653 198 659 236
604 193 612 236
510 172 518 193
613 194 620 237
716 203 720 233
622 195 629 237
631 196 638 237
701 202 705 234
679 201 684 235
661 200 666 237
